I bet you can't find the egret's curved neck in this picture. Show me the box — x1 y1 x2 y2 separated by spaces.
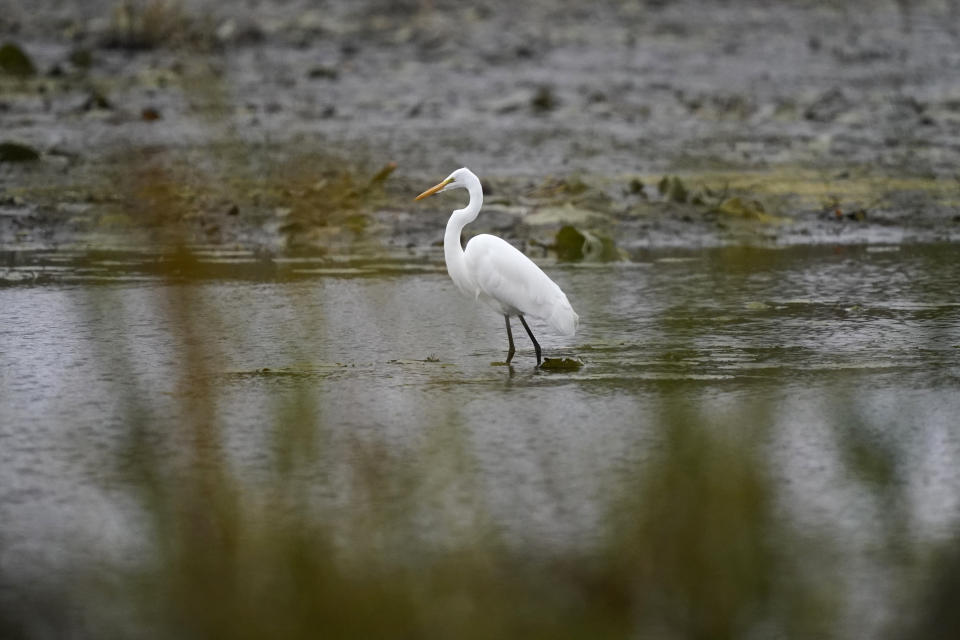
444 174 483 294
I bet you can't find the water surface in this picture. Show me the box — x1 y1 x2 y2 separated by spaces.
1 243 959 630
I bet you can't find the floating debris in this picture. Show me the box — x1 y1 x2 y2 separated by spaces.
214 18 264 45
531 85 558 113
228 365 347 380
658 176 689 203
804 87 851 123
307 66 339 80
0 42 36 77
716 197 765 219
0 142 40 163
539 357 584 371
82 90 113 111
715 197 788 224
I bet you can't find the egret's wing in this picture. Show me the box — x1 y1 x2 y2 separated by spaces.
464 234 579 335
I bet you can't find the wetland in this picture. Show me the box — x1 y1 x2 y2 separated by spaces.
2 1 960 638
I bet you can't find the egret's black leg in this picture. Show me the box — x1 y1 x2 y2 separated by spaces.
504 315 516 364
518 315 542 366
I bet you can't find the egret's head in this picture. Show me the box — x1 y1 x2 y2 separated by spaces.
415 167 472 201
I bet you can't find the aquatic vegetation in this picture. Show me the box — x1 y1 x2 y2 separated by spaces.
20 146 400 249
529 175 592 200
554 225 589 260
269 160 397 248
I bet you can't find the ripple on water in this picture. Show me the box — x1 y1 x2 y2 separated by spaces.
1 243 959 612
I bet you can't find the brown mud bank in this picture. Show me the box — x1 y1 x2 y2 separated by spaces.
1 0 959 256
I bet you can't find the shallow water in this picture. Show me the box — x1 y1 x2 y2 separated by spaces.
1 243 959 629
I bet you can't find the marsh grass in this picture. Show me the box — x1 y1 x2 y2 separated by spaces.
258 159 397 248
86 309 839 639
28 146 400 250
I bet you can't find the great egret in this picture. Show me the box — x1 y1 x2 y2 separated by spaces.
415 167 579 366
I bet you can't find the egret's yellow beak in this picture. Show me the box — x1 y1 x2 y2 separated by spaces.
415 178 452 201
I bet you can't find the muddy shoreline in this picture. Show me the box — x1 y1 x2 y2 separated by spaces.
2 0 959 255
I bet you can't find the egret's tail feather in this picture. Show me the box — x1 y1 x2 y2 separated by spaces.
545 299 579 336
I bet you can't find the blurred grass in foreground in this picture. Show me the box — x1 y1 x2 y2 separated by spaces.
55 251 840 639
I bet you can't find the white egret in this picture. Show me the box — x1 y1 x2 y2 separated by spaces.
415 167 578 366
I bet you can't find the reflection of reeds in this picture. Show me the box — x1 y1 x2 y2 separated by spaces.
602 398 835 639
87 339 835 639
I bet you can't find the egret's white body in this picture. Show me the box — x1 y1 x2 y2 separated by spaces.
416 167 578 364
